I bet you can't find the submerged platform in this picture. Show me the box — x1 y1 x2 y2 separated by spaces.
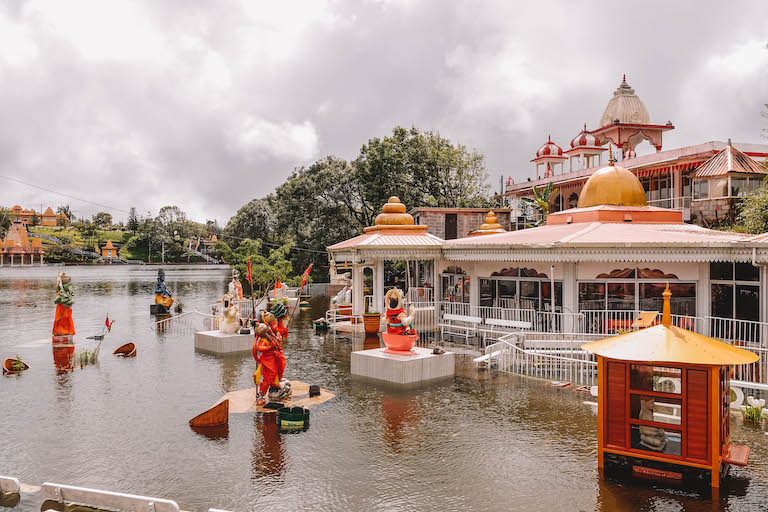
216 381 335 413
351 346 455 385
194 330 253 355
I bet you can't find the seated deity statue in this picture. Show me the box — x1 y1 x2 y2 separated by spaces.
218 293 241 334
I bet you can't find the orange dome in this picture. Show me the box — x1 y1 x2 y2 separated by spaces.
577 162 647 208
374 196 414 226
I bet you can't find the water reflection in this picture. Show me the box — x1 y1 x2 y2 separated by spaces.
381 393 420 449
251 413 285 480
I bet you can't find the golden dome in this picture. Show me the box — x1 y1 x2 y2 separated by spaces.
479 210 503 231
577 162 647 208
374 196 414 226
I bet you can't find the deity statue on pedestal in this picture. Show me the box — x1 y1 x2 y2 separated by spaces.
52 271 75 370
228 269 244 300
218 293 241 335
252 322 289 405
154 269 174 312
270 302 289 340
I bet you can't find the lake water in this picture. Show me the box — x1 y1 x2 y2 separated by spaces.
2 265 768 511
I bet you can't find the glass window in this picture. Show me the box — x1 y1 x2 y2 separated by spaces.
630 425 682 456
541 281 563 310
731 177 749 197
631 395 682 425
630 365 682 394
693 179 709 199
711 177 728 198
735 262 760 281
710 262 733 281
520 281 539 310
578 282 605 311
480 279 495 307
711 283 734 319
736 285 760 322
639 282 696 317
498 280 517 309
607 282 635 310
748 177 763 194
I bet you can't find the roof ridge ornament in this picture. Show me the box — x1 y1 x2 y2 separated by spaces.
661 282 672 327
608 145 615 166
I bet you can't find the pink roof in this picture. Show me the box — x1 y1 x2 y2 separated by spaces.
328 232 443 251
689 142 766 178
444 221 757 249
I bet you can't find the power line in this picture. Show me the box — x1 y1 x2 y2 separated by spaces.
215 233 328 255
0 175 131 214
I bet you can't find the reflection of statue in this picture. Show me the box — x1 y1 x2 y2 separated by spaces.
52 272 75 370
228 269 244 300
385 288 415 335
53 272 75 335
251 414 285 478
638 398 667 451
219 293 241 334
155 269 174 309
252 322 288 405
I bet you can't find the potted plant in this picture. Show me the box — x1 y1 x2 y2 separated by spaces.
363 304 382 334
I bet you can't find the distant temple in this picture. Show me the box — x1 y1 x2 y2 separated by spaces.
1 220 44 265
505 75 768 226
10 205 68 226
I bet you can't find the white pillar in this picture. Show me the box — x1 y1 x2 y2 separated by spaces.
469 263 479 309
374 260 385 315
352 264 364 316
697 262 710 335
563 262 578 332
433 258 440 329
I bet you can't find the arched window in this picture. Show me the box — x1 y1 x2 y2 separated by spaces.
568 193 579 209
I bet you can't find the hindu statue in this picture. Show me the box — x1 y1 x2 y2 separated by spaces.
252 322 289 405
228 269 244 300
385 288 416 336
218 293 241 335
267 302 288 340
155 269 174 311
52 272 75 370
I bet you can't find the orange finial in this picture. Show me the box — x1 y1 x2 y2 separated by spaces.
661 282 672 327
608 145 615 166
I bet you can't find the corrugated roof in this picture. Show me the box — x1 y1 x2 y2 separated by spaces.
689 142 766 178
327 232 443 250
443 221 757 248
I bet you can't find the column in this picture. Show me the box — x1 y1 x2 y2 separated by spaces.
374 260 385 315
562 262 578 332
10 254 14 266
352 264 364 316
697 262 710 336
433 258 440 329
468 263 479 310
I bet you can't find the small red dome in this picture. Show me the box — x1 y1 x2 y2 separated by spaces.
536 135 563 158
570 124 599 148
624 148 637 159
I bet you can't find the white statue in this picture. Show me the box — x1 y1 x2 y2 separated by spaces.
219 293 241 334
638 398 667 451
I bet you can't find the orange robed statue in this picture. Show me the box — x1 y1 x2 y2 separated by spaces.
252 322 289 405
53 271 75 335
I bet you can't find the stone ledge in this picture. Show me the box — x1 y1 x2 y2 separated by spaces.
350 347 455 384
194 330 253 355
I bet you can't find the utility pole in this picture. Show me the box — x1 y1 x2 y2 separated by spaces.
162 238 165 264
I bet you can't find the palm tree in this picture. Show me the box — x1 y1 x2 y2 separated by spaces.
520 182 558 227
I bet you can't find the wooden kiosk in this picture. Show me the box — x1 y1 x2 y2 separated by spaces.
582 285 758 488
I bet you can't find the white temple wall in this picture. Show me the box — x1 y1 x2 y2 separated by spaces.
576 262 701 281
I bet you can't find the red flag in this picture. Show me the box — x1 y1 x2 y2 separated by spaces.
246 258 252 284
301 263 313 287
105 315 114 333
275 281 283 291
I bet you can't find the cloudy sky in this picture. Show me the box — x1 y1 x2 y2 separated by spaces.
0 0 766 224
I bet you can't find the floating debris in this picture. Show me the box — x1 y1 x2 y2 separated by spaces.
189 399 229 428
113 343 136 358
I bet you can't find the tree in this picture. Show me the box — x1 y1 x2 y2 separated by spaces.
215 238 293 295
127 207 140 232
92 212 113 229
57 205 73 221
520 182 558 226
73 220 99 252
225 198 275 243
30 211 40 226
0 207 11 238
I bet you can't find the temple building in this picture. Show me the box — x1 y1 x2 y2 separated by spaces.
328 157 768 333
9 205 68 226
410 207 514 240
1 220 44 265
101 240 118 259
504 76 768 226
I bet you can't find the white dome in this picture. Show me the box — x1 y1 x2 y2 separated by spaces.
570 124 599 148
599 76 651 127
535 135 564 158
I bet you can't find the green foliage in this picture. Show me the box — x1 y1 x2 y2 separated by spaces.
10 355 27 372
127 207 139 232
736 177 768 233
30 211 39 226
0 207 11 238
92 211 113 229
215 238 293 295
73 346 100 368
72 220 99 252
57 204 73 222
520 182 558 226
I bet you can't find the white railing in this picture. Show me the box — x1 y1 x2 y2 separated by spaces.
325 308 362 331
41 483 180 512
486 334 598 386
580 310 703 335
407 287 434 304
647 196 692 210
439 302 582 333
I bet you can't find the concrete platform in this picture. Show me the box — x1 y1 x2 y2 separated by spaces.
194 330 253 355
216 381 335 413
351 346 455 385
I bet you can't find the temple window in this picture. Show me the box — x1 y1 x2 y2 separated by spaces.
693 179 709 199
710 262 760 323
578 271 696 316
567 193 579 209
441 266 468 303
479 276 562 311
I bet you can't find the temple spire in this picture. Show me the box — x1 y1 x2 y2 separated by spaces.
661 283 672 327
